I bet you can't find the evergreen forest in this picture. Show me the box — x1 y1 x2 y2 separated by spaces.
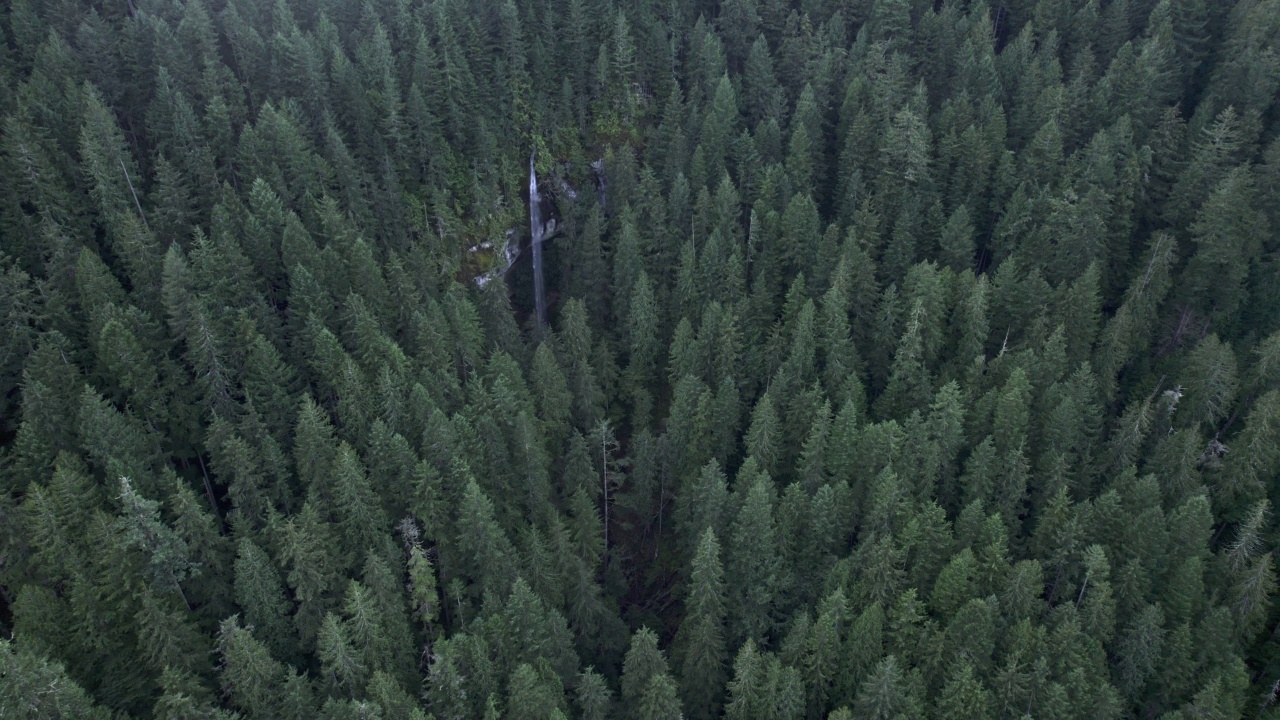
3 0 1280 718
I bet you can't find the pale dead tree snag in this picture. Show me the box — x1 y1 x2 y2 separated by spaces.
1139 233 1175 296
396 515 422 553
1077 545 1109 609
1199 437 1228 469
592 419 625 568
119 157 148 230
1261 678 1280 715
1160 306 1211 357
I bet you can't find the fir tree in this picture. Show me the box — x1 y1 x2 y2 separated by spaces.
234 539 296 663
674 528 728 719
621 628 671 719
726 465 781 646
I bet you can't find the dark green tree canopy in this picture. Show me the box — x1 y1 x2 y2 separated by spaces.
0 1 1278 718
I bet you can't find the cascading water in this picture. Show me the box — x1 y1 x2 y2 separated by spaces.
530 153 547 328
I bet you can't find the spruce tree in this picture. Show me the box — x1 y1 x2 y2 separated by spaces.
726 465 781 646
233 539 296 663
674 528 728 719
0 639 112 720
621 627 671 718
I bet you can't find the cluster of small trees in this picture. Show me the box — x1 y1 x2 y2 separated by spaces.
1 0 1280 718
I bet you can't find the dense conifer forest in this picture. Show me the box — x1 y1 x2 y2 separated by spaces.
2 0 1280 717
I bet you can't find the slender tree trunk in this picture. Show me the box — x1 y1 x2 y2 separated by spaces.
119 158 148 229
196 454 221 522
601 430 609 558
172 576 193 613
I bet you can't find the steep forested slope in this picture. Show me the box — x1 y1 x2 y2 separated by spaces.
1 0 1280 718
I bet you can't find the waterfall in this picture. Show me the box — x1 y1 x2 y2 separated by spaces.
530 153 547 328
